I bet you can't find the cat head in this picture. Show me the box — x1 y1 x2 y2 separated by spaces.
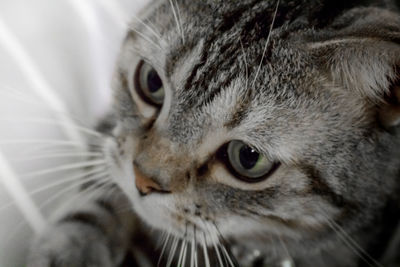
106 0 400 260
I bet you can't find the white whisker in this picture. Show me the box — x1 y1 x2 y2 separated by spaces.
129 26 163 50
203 221 225 267
212 222 236 267
169 0 185 44
194 226 199 267
174 0 185 44
19 144 102 157
29 167 106 195
158 232 171 267
252 0 280 87
182 239 189 267
21 159 105 179
0 118 103 139
177 239 187 267
239 37 249 90
0 139 91 147
0 167 106 210
190 232 195 267
277 235 294 267
131 15 163 41
214 241 224 267
201 233 211 267
13 151 102 162
219 244 235 267
38 174 111 213
326 217 383 267
166 236 179 267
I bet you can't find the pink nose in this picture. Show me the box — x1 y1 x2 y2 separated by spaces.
133 165 162 196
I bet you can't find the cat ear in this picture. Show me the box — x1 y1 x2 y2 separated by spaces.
308 11 400 128
380 85 400 128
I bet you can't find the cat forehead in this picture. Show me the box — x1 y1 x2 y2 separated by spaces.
120 0 373 147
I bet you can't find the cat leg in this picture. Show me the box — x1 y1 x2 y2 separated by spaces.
27 184 138 267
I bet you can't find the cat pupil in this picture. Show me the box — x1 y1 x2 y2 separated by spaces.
147 69 162 93
239 146 260 169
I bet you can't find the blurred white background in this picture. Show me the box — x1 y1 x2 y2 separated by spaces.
0 0 147 266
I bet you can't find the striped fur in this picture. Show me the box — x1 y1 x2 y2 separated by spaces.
28 0 400 266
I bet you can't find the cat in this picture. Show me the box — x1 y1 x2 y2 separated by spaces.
27 0 400 266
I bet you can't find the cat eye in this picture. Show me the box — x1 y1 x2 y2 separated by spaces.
220 140 277 183
134 61 165 107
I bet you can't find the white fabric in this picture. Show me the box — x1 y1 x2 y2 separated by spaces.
0 0 148 265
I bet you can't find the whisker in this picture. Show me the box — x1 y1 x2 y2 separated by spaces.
239 37 249 90
190 227 195 267
168 0 185 44
131 14 163 42
129 26 163 50
19 143 103 157
277 235 294 267
36 173 110 213
251 0 280 87
201 232 211 267
21 159 105 179
202 221 224 267
182 239 189 267
156 231 168 250
219 244 236 267
29 167 106 195
158 232 171 267
0 167 106 210
326 217 383 267
166 236 179 267
214 241 224 267
218 243 230 267
212 222 238 267
177 239 187 267
0 118 103 139
0 139 97 148
174 0 185 44
12 151 102 162
4 174 110 244
194 225 199 267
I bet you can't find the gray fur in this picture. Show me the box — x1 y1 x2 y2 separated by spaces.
28 0 400 266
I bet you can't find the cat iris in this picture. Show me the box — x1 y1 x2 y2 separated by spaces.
134 61 277 183
135 61 165 106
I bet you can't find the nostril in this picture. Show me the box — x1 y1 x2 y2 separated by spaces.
133 163 167 196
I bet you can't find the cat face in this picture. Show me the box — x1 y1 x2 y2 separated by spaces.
106 0 400 258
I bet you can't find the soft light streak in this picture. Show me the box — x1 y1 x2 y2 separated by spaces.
0 150 47 234
0 18 84 144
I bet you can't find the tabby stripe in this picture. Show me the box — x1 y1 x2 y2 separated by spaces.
95 199 118 218
300 165 352 209
60 212 107 235
181 0 263 105
179 0 300 110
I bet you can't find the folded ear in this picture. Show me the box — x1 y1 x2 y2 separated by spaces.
308 8 400 128
380 85 400 128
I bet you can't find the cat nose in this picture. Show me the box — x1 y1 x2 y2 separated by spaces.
133 164 165 196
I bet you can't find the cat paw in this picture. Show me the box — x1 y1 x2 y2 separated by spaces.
27 223 115 267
